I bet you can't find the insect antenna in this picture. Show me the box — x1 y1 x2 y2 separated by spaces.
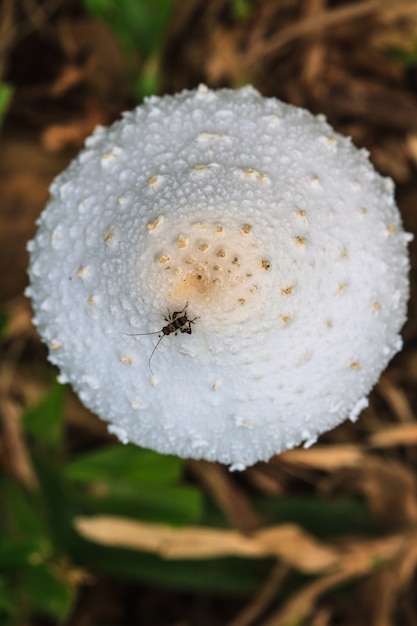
123 330 161 337
123 329 164 375
146 334 165 376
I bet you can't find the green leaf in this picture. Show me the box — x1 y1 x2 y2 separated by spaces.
82 0 173 57
0 577 16 624
0 538 48 569
256 495 375 538
20 564 74 622
232 0 253 20
65 444 203 524
134 55 161 100
386 42 417 68
0 84 13 126
81 0 173 100
0 475 74 623
65 444 183 485
0 477 50 545
73 481 202 525
22 383 65 454
32 457 79 552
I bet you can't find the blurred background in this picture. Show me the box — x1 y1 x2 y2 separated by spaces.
1 1 417 624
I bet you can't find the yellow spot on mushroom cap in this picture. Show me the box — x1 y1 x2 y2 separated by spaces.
177 236 188 248
101 147 120 163
197 132 228 143
146 175 166 190
320 135 336 145
102 150 113 160
173 267 214 300
147 217 162 231
240 168 269 183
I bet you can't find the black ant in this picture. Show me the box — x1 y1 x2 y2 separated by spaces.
125 303 199 375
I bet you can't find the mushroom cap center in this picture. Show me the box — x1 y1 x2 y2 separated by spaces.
143 219 272 324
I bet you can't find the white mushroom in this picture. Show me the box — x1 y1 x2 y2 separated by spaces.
26 85 411 470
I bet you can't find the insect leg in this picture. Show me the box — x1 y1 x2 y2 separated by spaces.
171 302 189 321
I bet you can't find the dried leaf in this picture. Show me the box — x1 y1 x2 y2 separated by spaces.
377 376 416 423
352 457 417 527
279 445 366 471
75 516 339 573
41 106 107 153
264 533 415 626
368 423 417 448
263 569 360 626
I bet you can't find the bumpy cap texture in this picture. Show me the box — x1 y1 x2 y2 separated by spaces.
27 85 411 470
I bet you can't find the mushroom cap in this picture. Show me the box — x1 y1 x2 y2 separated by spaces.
27 85 411 470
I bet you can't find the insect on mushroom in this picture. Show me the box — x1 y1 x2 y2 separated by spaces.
125 303 199 375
